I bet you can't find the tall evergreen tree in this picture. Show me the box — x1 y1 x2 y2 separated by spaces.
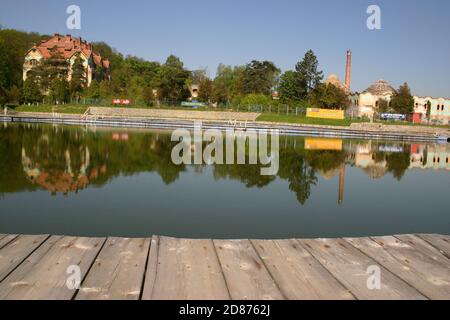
69 54 87 102
295 50 323 96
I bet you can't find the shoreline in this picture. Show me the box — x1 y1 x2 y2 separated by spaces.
2 111 449 142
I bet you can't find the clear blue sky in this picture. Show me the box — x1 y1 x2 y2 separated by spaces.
1 0 449 97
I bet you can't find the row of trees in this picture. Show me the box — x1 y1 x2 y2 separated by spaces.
1 28 362 111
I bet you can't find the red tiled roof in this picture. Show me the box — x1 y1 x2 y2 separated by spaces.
32 34 108 68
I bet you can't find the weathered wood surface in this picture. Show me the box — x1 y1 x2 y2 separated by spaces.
0 236 105 300
252 239 354 300
142 237 229 300
0 234 448 300
300 238 426 300
417 234 450 259
76 238 150 300
214 240 284 300
0 235 49 282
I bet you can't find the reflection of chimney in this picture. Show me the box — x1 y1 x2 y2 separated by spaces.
338 164 346 205
345 50 352 93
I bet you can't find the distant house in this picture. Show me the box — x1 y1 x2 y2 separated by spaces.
23 33 110 87
357 79 396 118
413 96 449 125
325 74 346 92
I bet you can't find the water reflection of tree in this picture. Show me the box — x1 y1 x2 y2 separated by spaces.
278 149 318 205
385 151 411 181
2 124 419 206
0 124 187 195
213 164 275 188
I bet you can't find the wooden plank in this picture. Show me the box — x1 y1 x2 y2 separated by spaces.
373 235 450 299
395 234 450 263
347 236 450 299
214 240 284 300
0 235 49 282
141 236 159 299
0 236 105 300
142 237 230 300
300 238 426 300
416 234 450 259
0 235 18 250
76 237 150 300
252 240 354 300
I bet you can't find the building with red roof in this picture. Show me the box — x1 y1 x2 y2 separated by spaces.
23 33 110 87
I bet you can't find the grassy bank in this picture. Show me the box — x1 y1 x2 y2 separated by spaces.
15 104 89 114
9 104 449 130
256 113 358 127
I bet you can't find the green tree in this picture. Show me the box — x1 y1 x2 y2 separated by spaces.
98 80 112 100
242 60 280 95
0 29 49 89
22 78 42 104
0 39 10 90
198 77 213 103
0 85 6 106
386 151 411 181
32 46 69 93
69 54 87 102
278 71 298 101
377 98 390 113
308 83 350 109
49 78 69 104
85 80 100 99
389 82 414 114
7 85 21 104
157 55 190 102
212 64 237 104
295 50 323 96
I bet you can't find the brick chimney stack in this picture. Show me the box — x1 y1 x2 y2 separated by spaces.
345 49 352 93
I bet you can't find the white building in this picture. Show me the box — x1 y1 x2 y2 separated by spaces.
356 79 396 118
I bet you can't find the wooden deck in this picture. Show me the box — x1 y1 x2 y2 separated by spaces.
0 234 449 300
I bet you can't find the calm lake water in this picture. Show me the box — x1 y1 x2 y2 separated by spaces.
0 122 449 239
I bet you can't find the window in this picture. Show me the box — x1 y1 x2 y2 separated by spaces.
437 105 440 111
442 105 445 111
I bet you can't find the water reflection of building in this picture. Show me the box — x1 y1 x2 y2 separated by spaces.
21 144 107 195
309 139 450 205
410 144 450 171
352 141 450 174
305 138 346 205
